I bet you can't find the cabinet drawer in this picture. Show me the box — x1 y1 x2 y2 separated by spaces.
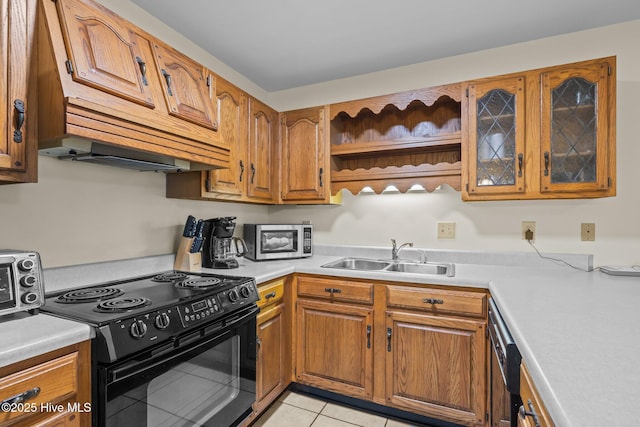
518 363 554 427
257 279 285 309
0 352 79 425
297 276 373 305
386 285 486 317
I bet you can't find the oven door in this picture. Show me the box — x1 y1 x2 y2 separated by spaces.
97 306 258 427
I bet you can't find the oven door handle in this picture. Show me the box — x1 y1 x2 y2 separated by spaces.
108 305 259 384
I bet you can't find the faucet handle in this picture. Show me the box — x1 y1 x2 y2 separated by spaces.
391 238 397 249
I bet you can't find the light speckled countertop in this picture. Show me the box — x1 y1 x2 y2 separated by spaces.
3 247 637 427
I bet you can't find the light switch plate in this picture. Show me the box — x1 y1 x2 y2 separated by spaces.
437 222 456 239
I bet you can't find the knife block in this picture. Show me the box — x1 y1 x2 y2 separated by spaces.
174 237 201 272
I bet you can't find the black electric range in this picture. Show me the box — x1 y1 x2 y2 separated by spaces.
41 270 259 363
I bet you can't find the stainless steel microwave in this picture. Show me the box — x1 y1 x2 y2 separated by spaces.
243 224 312 261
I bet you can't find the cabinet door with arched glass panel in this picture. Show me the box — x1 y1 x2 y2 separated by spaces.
467 77 526 195
540 61 611 193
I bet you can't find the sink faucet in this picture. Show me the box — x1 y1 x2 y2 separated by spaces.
391 239 413 261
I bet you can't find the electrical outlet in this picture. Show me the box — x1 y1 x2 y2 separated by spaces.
581 223 596 241
437 222 456 239
522 221 536 241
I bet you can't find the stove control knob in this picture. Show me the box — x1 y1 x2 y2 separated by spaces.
239 286 251 299
155 312 171 330
17 258 35 272
130 320 148 339
228 289 239 303
20 275 37 287
21 292 38 304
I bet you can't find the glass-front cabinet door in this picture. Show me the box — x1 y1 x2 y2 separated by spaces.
467 76 526 195
540 61 611 193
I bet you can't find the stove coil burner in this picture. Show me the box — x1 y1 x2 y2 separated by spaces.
152 272 189 282
95 297 152 313
175 277 222 290
56 287 124 304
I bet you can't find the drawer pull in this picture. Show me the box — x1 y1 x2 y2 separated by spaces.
519 400 541 427
1 387 41 409
324 287 342 294
387 327 392 352
264 291 277 300
422 298 444 305
366 324 371 349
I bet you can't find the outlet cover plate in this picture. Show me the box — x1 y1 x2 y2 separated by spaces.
522 221 536 241
581 223 596 241
437 222 456 239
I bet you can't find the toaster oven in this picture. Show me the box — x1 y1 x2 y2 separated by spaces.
0 250 45 317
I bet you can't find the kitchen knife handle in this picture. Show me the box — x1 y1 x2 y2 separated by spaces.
136 57 148 86
13 99 25 143
239 160 244 182
161 69 173 96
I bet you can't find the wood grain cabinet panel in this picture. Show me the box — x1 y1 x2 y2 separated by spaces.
55 0 155 108
296 298 374 399
151 41 218 130
280 106 330 203
0 0 37 183
0 341 91 427
247 97 278 202
518 363 555 427
207 77 247 197
385 310 486 426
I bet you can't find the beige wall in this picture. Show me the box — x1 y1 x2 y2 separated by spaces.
270 21 640 267
2 0 638 268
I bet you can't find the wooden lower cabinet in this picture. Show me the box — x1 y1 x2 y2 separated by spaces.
252 278 291 418
296 298 374 399
385 311 487 426
0 341 91 427
292 275 488 426
517 363 554 427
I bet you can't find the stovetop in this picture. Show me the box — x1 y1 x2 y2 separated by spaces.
41 270 256 326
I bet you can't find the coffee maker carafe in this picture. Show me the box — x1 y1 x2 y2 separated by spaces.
202 217 247 269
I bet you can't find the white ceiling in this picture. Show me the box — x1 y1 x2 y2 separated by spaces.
131 0 640 92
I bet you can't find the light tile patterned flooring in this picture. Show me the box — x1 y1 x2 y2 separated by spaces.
252 391 426 427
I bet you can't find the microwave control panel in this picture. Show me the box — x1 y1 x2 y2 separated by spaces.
303 225 313 255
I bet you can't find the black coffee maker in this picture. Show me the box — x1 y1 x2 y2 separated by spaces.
201 217 247 269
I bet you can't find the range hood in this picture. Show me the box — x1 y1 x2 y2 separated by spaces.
37 0 230 174
39 138 197 172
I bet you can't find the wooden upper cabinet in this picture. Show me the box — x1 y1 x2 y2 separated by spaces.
463 56 616 200
466 76 526 196
152 42 218 130
540 60 611 194
280 106 329 203
55 0 155 108
247 97 278 201
0 0 37 183
208 77 247 196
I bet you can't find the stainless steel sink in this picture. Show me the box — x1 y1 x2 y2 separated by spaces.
321 257 455 277
321 257 391 271
385 262 451 275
